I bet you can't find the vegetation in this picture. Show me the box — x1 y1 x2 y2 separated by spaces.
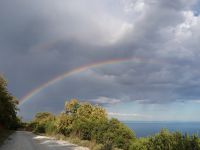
129 129 200 150
1 74 200 150
1 75 200 149
0 75 20 146
28 99 135 150
0 75 19 130
28 99 200 150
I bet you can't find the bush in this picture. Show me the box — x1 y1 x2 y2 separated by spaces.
29 112 55 134
56 113 73 136
147 129 175 150
29 99 136 149
45 120 56 135
129 138 149 150
107 119 135 150
33 123 46 133
72 118 96 140
129 130 200 150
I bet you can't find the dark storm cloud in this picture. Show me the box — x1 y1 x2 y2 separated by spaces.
0 0 200 119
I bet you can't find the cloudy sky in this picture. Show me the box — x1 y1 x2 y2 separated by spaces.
1 0 200 121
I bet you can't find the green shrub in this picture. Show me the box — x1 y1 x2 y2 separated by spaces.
45 120 56 135
56 113 73 136
29 112 55 134
106 119 135 150
129 130 200 150
147 129 175 150
29 99 135 149
129 138 149 150
33 123 46 133
72 119 95 140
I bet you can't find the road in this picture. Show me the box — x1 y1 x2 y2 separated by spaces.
0 131 89 150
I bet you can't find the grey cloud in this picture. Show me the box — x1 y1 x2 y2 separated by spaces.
0 0 200 119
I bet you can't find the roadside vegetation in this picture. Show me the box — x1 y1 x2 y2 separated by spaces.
1 74 200 150
0 75 20 145
27 99 135 150
27 99 200 150
130 129 200 150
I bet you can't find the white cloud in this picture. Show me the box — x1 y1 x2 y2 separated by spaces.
123 0 145 13
187 99 200 104
108 112 152 120
90 97 122 105
175 11 199 41
110 22 133 43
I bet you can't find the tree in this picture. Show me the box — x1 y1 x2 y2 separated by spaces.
0 75 19 129
29 99 136 149
65 98 80 114
76 103 93 120
56 113 73 136
31 112 55 133
34 112 54 122
91 105 107 121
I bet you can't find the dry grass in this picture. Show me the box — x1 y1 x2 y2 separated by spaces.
38 132 123 150
67 137 103 150
44 133 103 150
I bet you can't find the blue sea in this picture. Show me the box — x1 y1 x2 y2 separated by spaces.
123 121 200 137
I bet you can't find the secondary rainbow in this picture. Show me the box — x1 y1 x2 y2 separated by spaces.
19 57 140 106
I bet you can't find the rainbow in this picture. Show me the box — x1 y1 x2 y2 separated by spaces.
19 57 142 106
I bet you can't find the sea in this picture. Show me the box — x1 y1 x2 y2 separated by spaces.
123 121 200 137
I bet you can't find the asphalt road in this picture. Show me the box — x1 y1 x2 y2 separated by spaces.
0 131 89 150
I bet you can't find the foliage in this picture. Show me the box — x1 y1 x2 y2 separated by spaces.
30 99 135 149
129 129 200 150
56 113 73 136
129 137 149 150
0 75 19 129
65 98 80 113
29 99 200 150
29 112 55 134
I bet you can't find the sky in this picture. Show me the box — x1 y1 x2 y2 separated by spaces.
1 0 200 121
